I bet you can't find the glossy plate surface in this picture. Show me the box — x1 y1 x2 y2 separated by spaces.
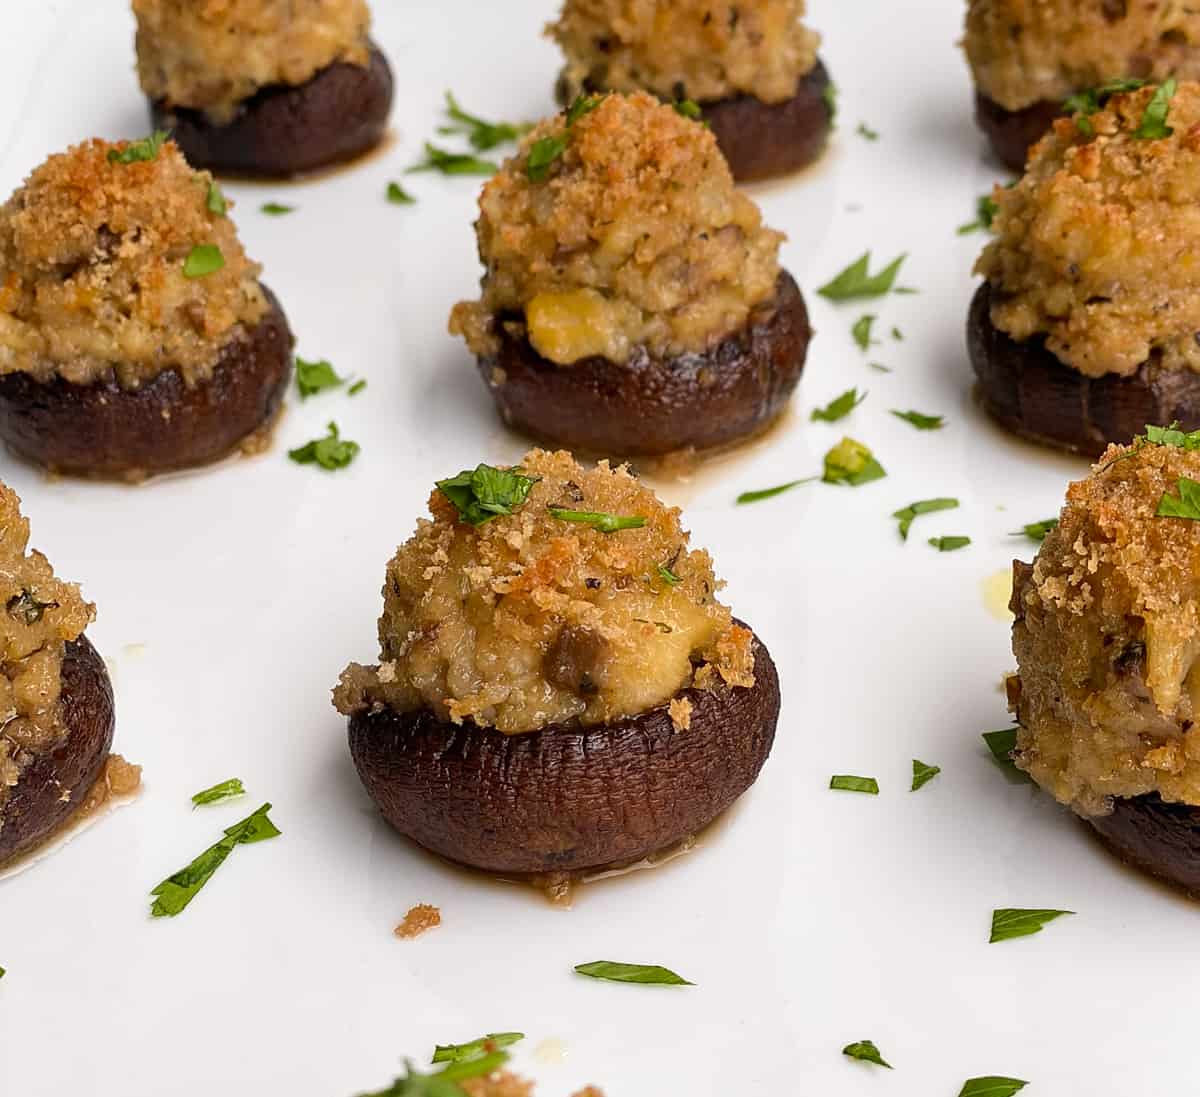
0 2 1177 1094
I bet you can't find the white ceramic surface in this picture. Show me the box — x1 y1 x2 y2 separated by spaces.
0 2 1175 1095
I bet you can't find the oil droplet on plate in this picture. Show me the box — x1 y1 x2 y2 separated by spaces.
534 1038 568 1066
982 569 1013 622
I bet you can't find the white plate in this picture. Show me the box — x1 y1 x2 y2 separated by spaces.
0 2 1176 1094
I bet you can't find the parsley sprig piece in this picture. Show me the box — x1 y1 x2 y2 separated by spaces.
107 131 168 164
1135 77 1177 139
929 535 971 552
982 727 1031 783
205 181 227 216
855 122 879 141
439 92 532 151
288 422 360 471
812 388 866 423
843 1039 892 1068
409 142 498 176
891 408 944 430
355 1052 512 1097
183 244 224 278
989 908 1073 943
432 1033 524 1064
548 506 645 533
386 181 416 205
1014 518 1058 542
437 465 538 526
818 252 907 301
736 478 816 505
150 802 281 917
958 1077 1028 1097
851 314 876 351
893 497 958 540
823 438 886 486
830 775 879 794
191 778 245 807
673 99 703 120
1146 422 1200 448
1064 77 1145 135
1156 476 1200 520
296 357 346 399
574 960 693 986
957 193 999 235
260 202 295 215
911 759 941 791
526 94 605 182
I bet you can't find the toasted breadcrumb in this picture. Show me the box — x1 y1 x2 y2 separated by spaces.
668 696 693 731
394 903 441 939
462 1074 604 1097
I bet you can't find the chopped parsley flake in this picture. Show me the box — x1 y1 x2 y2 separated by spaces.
183 244 224 278
893 497 958 540
432 1032 525 1064
928 535 971 552
440 92 532 150
891 408 944 430
911 759 941 791
526 134 569 181
287 422 360 471
357 1052 513 1096
1156 476 1200 520
989 908 1073 943
295 357 345 399
547 507 645 533
851 314 876 351
191 778 245 807
673 99 703 120
830 775 879 794
818 252 907 301
107 131 168 164
260 202 296 215
957 193 1000 235
1135 77 1176 139
822 438 886 486
855 122 879 141
437 464 538 526
574 961 693 986
1014 518 1058 541
205 181 227 216
811 387 866 423
386 181 416 205
843 1039 891 1068
348 379 367 396
735 478 816 505
891 326 903 340
1065 77 1145 135
982 727 1030 783
958 1077 1029 1097
1145 422 1200 449
822 81 838 121
409 142 498 176
868 362 892 373
657 563 682 585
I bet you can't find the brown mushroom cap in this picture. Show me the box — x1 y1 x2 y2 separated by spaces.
150 44 393 178
0 284 294 480
973 92 1062 173
967 282 1200 456
0 635 114 867
477 269 809 457
347 626 780 875
1088 794 1200 898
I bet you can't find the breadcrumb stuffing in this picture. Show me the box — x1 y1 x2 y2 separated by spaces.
548 0 819 105
0 138 266 389
394 903 441 939
978 82 1200 378
334 448 754 734
964 0 1200 112
668 695 693 731
450 92 783 366
133 0 372 123
1012 438 1200 813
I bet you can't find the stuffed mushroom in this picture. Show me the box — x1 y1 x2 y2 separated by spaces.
968 81 1200 457
547 0 832 181
0 484 135 868
334 448 780 878
964 0 1200 171
1009 431 1200 896
133 0 393 177
0 136 294 480
449 92 810 459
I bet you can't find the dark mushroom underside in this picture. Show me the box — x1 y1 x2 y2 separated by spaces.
477 270 810 458
974 91 1062 173
700 59 833 182
347 628 780 875
967 282 1200 457
0 635 115 868
1088 793 1200 899
0 284 294 480
150 44 393 178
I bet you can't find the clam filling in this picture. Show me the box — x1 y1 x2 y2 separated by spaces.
334 449 754 734
449 92 783 368
1011 435 1200 815
0 484 94 827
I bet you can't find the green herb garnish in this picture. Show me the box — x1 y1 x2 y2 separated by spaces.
205 181 227 216
526 134 569 181
260 202 296 215
822 81 838 121
1014 518 1058 541
868 362 892 373
0 966 5 979
440 91 532 150
851 314 876 351
891 326 903 340
893 497 958 540
548 507 645 533
958 1078 1029 1097
183 244 224 278
855 122 878 141
191 778 245 807
356 1052 512 1096
990 908 1073 943
673 99 703 119
818 252 907 301
1065 77 1146 135
891 408 944 430
1135 77 1177 139
107 131 168 164
386 181 416 205
348 379 367 396
574 961 693 986
1156 476 1200 520
150 802 280 917
843 1039 891 1068
957 193 999 234
929 535 971 552
565 92 606 126
432 1032 525 1064
735 478 816 505
437 464 538 526
812 387 866 423
830 775 879 794
287 422 360 471
1145 422 1200 449
822 438 886 486
911 759 941 791
409 142 498 176
982 727 1029 782
657 563 681 585
296 356 346 399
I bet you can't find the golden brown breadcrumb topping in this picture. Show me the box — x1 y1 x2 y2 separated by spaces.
449 92 783 366
394 903 441 939
977 81 1200 378
462 1075 603 1097
134 0 372 123
964 0 1200 112
334 448 754 734
548 0 819 105
1012 437 1200 814
0 483 95 824
0 137 266 389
